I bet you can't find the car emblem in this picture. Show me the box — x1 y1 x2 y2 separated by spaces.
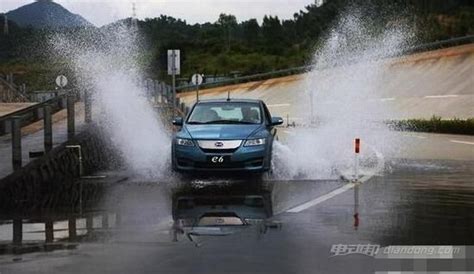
214 142 224 148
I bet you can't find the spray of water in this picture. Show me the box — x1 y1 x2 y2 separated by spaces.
273 12 413 179
50 24 171 179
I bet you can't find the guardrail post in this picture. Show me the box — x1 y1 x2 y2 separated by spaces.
102 213 109 229
34 107 41 120
156 83 161 103
115 213 121 227
60 96 67 109
84 90 92 124
11 116 22 171
45 220 54 242
163 83 168 103
86 215 93 233
67 93 75 141
0 120 6 135
44 105 53 152
13 218 22 245
68 217 77 241
167 85 172 104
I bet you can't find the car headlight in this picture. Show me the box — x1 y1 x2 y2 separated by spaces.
176 138 194 146
244 138 266 146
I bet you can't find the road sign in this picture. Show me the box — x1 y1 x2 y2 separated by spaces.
191 74 203 86
55 75 68 88
167 50 180 75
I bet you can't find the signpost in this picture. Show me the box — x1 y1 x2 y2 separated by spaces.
191 73 203 102
55 75 68 88
168 50 180 116
55 75 74 140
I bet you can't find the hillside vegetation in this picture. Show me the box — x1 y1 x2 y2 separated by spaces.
0 0 473 91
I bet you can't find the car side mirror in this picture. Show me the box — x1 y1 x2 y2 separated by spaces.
271 117 284 126
172 117 183 126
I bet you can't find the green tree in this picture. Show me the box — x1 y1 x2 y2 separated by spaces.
217 13 237 52
262 15 285 54
241 19 260 45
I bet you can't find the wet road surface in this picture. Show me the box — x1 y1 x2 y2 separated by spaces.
0 152 473 273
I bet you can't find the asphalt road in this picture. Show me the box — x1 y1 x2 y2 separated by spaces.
0 131 473 274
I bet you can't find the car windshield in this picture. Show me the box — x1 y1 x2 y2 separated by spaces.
187 102 262 124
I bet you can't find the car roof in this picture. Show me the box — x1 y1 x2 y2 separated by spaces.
195 98 263 104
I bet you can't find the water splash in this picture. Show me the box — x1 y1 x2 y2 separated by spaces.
273 12 413 180
50 24 171 179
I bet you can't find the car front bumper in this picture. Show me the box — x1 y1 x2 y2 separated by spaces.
173 142 270 172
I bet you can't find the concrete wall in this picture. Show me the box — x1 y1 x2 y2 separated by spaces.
0 127 116 211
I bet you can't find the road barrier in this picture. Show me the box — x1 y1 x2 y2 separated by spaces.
0 90 75 135
0 78 181 182
0 90 88 174
0 128 115 211
353 138 360 181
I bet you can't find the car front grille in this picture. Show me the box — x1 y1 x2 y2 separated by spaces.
196 140 243 151
200 148 238 153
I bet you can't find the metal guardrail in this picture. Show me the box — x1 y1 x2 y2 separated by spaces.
176 66 310 92
0 93 68 135
405 35 474 54
176 35 474 92
0 89 90 176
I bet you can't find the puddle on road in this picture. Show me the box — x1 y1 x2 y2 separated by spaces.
0 177 344 254
1 159 473 256
311 159 474 245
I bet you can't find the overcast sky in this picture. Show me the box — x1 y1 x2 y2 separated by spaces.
1 0 317 27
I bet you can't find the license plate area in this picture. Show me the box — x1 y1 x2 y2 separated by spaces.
207 155 231 164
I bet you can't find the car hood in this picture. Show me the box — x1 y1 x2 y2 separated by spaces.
185 124 262 140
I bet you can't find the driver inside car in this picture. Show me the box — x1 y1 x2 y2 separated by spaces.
242 107 260 124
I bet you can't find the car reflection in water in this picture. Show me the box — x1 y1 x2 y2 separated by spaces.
171 189 280 246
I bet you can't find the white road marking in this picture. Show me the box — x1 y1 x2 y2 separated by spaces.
380 97 396 101
286 145 385 213
267 103 291 107
283 130 296 135
424 95 459 99
286 184 355 213
450 140 474 146
403 134 427 139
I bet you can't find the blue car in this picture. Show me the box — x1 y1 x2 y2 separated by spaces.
172 99 283 173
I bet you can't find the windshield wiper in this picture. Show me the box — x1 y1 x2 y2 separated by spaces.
203 120 256 124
